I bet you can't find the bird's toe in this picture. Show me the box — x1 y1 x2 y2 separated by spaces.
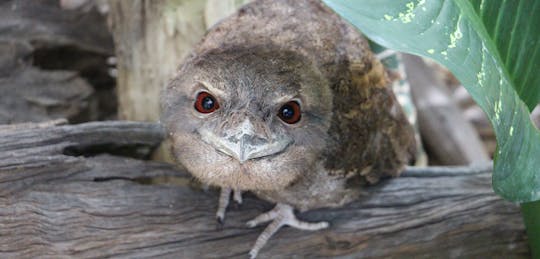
247 203 328 258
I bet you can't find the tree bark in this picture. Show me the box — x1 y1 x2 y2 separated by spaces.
0 121 529 258
107 0 250 122
108 0 206 122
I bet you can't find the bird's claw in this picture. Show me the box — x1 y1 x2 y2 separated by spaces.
246 203 329 258
216 187 243 224
233 188 243 204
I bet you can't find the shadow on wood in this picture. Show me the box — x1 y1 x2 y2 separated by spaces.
0 121 529 258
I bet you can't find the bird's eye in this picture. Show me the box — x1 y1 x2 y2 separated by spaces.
194 92 219 113
278 101 301 124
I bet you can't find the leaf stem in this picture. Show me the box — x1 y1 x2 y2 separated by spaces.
521 200 540 258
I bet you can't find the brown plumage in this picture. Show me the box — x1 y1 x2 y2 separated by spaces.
161 0 416 257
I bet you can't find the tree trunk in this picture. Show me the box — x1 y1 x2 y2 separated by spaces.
108 0 205 121
108 0 249 122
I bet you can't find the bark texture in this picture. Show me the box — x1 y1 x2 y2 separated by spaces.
0 0 115 124
108 0 250 122
108 0 206 121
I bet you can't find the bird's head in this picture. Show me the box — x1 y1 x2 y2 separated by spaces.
161 46 332 190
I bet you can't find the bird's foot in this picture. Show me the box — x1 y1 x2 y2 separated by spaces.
216 187 243 224
246 203 329 259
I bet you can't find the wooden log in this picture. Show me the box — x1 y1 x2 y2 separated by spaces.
0 0 112 55
0 121 529 258
0 0 115 123
0 63 96 124
403 54 490 165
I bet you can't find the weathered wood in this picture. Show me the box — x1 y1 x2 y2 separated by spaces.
0 121 164 196
108 0 206 121
404 54 490 165
0 63 95 124
108 0 250 122
0 0 115 123
0 0 112 55
0 121 528 258
204 0 251 27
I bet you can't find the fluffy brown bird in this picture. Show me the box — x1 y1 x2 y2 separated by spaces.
161 0 416 257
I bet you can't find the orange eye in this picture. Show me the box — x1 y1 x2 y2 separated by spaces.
194 92 219 113
278 101 301 124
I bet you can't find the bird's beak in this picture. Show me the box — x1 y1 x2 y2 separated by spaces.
199 119 291 163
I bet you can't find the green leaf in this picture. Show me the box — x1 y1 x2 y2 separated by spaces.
323 0 540 202
522 200 540 257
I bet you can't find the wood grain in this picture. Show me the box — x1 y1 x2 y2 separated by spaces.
0 121 529 258
0 0 115 123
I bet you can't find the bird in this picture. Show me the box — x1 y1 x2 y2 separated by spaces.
161 0 416 257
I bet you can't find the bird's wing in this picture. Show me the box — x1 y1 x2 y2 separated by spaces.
323 46 417 185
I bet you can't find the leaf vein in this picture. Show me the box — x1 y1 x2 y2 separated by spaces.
479 0 486 17
503 0 522 69
519 40 540 106
491 0 506 44
417 2 444 35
